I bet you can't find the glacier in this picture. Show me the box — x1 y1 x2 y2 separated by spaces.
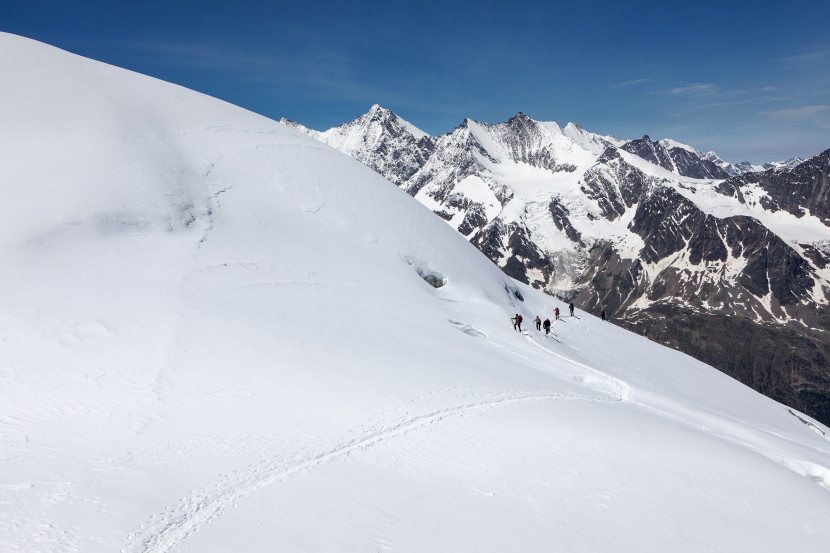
1 33 830 553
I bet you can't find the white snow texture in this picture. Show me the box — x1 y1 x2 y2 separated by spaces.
1 33 829 553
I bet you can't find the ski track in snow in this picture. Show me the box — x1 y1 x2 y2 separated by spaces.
490 319 630 403
521 331 631 402
124 389 615 553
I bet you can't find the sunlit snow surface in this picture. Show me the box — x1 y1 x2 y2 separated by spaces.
2 33 830 553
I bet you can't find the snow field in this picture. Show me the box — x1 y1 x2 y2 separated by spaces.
1 32 830 553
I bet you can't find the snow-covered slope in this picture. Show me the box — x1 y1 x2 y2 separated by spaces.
293 105 830 428
3 33 830 553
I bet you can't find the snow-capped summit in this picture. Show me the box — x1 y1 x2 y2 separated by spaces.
307 103 433 186
701 150 809 176
324 103 429 146
293 105 830 429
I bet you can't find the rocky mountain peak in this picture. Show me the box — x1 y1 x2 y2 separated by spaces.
622 134 729 179
366 103 388 117
507 111 534 126
290 107 830 427
718 148 830 225
501 112 543 139
622 135 675 172
355 104 396 128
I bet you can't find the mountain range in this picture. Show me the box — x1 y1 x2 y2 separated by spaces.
285 106 830 426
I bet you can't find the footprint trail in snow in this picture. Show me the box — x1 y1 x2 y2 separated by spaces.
125 388 617 553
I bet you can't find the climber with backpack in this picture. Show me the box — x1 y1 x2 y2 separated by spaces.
543 318 551 335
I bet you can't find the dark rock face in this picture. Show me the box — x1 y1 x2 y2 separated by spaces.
622 136 675 172
469 219 507 265
668 147 730 179
549 200 583 246
714 178 746 203
570 178 830 424
580 148 661 220
621 305 830 427
630 187 703 264
457 204 488 236
495 113 578 173
470 220 555 289
717 149 830 224
801 243 830 269
432 209 454 221
610 186 819 322
621 135 730 179
572 242 647 316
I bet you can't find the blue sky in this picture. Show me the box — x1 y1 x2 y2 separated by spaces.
4 0 829 162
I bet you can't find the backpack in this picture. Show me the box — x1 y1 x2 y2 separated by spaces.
517 315 522 323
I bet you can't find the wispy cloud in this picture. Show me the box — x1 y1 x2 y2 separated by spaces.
668 83 718 96
614 78 653 88
760 105 830 120
772 46 830 66
766 45 830 94
676 94 787 112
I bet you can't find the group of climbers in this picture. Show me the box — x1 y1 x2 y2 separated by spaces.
514 302 610 335
509 302 656 341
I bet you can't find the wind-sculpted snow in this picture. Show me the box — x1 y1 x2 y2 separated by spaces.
3 32 830 553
